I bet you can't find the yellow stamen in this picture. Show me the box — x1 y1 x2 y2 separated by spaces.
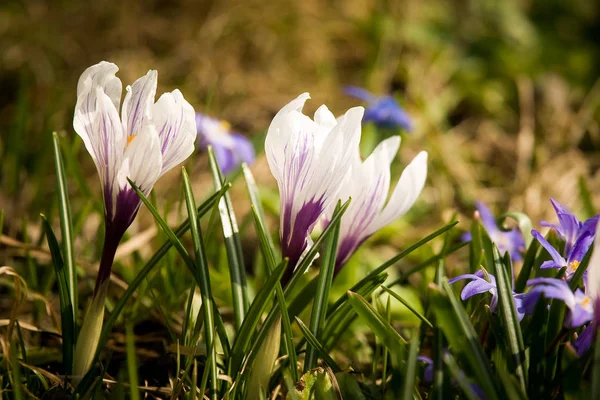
582 297 591 307
127 135 137 146
569 260 580 272
219 121 231 131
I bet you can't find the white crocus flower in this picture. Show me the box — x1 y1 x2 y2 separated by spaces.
330 136 427 270
72 61 196 378
265 93 363 283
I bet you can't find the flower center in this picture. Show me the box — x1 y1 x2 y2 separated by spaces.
568 260 580 273
127 135 137 146
219 121 231 131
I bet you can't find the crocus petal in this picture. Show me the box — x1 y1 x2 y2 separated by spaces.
119 124 162 195
91 88 126 217
121 70 157 139
460 279 496 300
152 89 196 176
371 151 427 232
574 322 596 356
532 229 567 266
363 97 414 131
74 62 123 167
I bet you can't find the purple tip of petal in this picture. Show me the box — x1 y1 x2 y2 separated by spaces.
343 86 376 102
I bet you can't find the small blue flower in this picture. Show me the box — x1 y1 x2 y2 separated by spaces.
531 228 594 280
525 278 594 328
464 201 526 262
449 270 530 320
540 198 599 255
196 113 255 174
343 86 413 131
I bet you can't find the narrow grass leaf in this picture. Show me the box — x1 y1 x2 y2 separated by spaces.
181 167 218 400
208 147 249 329
429 280 500 400
295 317 343 373
228 260 287 380
381 286 433 329
492 246 527 391
52 133 77 326
41 214 74 376
349 221 458 294
125 321 140 400
500 212 533 247
305 202 342 372
514 239 540 293
442 352 481 400
347 291 405 365
402 330 419 400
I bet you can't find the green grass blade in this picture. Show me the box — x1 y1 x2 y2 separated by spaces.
208 147 249 329
52 133 77 326
499 212 533 247
402 329 419 400
514 239 540 293
181 167 218 400
432 260 445 400
125 321 140 400
228 260 288 381
242 163 277 252
347 291 406 365
443 352 481 400
295 317 342 373
349 221 458 294
304 202 342 372
381 286 433 329
429 280 500 400
91 186 228 371
41 214 74 377
492 246 527 391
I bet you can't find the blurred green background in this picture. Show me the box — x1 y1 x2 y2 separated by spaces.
1 0 600 380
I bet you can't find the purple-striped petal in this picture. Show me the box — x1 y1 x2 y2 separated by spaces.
121 70 157 140
532 229 567 267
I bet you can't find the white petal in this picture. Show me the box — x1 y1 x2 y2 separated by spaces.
587 223 600 300
152 89 196 175
91 88 126 194
121 70 157 138
119 124 162 195
74 62 123 163
369 151 428 234
265 93 311 182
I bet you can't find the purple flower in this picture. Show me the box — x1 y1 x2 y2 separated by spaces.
525 278 593 328
466 202 526 262
325 136 427 271
531 228 594 280
195 113 255 174
344 86 414 131
449 270 529 320
265 93 362 283
540 198 599 255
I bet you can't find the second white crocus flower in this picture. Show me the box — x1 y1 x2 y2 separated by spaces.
265 93 363 283
72 61 196 378
330 136 427 270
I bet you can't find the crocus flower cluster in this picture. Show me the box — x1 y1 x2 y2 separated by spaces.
265 93 427 283
344 86 414 131
73 61 196 377
196 113 255 174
